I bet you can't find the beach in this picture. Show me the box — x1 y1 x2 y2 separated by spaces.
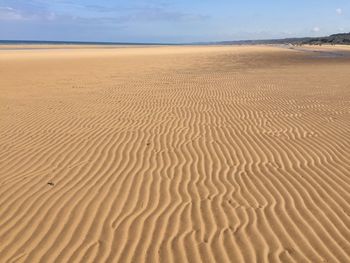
0 45 349 262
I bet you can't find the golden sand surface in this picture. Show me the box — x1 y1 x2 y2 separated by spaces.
0 45 349 263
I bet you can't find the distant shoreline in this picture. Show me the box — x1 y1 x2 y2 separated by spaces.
0 40 181 46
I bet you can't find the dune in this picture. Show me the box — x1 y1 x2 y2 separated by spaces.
0 45 349 262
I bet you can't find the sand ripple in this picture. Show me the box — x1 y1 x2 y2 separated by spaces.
0 46 349 262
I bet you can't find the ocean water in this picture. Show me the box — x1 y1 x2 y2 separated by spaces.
0 40 170 45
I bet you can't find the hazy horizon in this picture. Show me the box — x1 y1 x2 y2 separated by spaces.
0 1 349 43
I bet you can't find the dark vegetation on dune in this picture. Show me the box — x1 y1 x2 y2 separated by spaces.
218 32 350 46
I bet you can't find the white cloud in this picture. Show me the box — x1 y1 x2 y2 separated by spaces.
336 8 342 15
312 26 320 32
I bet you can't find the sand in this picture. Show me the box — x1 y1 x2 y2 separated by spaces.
0 45 349 263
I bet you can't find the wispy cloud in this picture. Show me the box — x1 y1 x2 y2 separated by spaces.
336 8 342 15
0 6 33 20
124 7 210 23
0 2 209 25
0 1 60 21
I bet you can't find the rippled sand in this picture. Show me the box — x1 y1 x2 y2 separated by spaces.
0 45 349 263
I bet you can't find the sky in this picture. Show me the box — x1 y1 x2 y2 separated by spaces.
0 0 349 43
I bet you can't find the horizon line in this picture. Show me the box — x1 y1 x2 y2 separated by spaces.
0 32 348 46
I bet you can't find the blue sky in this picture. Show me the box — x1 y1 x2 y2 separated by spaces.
0 0 349 43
